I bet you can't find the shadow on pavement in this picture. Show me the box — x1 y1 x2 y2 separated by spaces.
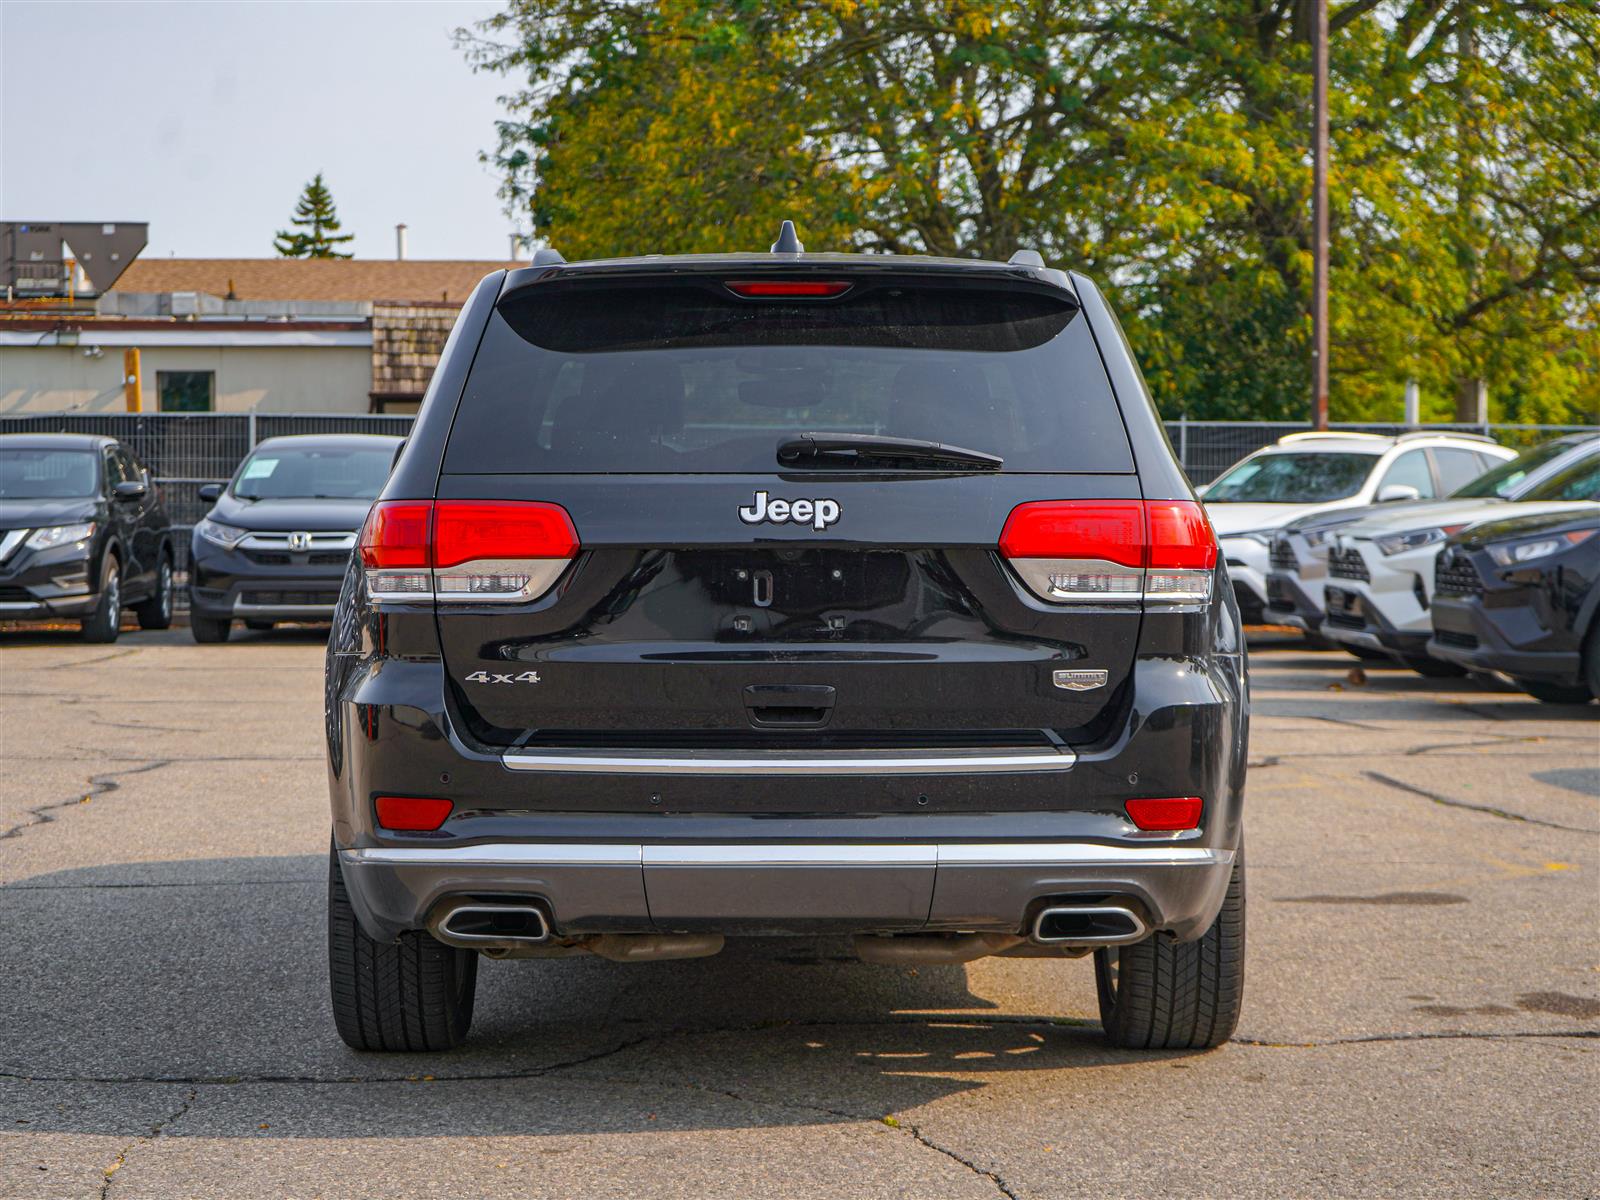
0 856 1177 1138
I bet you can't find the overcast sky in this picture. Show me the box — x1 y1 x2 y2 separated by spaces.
1 0 522 261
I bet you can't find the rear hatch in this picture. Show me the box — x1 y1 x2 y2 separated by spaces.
430 265 1142 755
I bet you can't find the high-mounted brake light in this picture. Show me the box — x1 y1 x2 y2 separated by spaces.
360 500 579 604
1125 797 1203 832
375 795 454 832
999 500 1216 605
725 280 853 298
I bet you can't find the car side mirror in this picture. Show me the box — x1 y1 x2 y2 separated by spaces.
198 482 224 502
113 480 149 501
1376 484 1421 503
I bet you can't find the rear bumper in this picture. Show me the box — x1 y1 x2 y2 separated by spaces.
339 837 1235 944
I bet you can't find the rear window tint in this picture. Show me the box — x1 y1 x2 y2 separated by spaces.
443 279 1133 474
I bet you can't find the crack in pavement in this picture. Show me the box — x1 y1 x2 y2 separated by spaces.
1 879 313 891
5 1018 1596 1089
41 648 141 672
661 1077 1018 1199
1234 1029 1600 1047
1363 769 1598 834
99 1086 195 1199
0 760 173 843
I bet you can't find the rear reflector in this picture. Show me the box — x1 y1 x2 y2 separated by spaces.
1000 500 1216 604
375 795 454 832
725 280 853 298
1125 797 1203 831
360 500 579 604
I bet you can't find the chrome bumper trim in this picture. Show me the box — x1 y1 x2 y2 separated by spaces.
344 842 1232 870
500 746 1076 776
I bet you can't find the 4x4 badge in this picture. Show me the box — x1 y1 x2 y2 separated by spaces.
739 490 840 531
463 671 541 685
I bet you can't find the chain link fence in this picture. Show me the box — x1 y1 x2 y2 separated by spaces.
2 412 1593 597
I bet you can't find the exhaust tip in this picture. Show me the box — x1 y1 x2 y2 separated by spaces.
1032 905 1146 945
438 904 550 945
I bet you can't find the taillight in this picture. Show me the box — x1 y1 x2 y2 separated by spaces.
375 795 454 832
999 500 1216 605
1125 797 1203 832
359 500 579 604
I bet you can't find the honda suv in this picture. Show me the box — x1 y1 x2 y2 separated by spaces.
325 228 1248 1053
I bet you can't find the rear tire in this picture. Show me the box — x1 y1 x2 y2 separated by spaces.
1399 654 1467 678
328 844 477 1051
190 614 232 643
80 556 121 643
1516 678 1593 705
1095 849 1244 1050
134 558 173 630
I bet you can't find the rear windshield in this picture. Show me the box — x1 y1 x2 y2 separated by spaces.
0 448 99 498
443 279 1133 474
1452 439 1576 499
233 444 396 500
1205 451 1378 503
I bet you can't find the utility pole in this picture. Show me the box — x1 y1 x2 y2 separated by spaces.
1311 0 1330 430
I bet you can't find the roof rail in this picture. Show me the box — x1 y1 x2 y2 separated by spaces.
1277 431 1389 443
1394 429 1497 444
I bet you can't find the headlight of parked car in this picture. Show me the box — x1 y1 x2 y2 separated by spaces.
1374 525 1463 556
24 522 96 551
1487 529 1597 566
196 516 250 550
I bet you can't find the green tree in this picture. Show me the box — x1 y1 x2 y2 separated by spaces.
274 172 355 259
460 1 1600 424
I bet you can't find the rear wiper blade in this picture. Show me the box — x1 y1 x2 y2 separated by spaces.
777 432 1003 471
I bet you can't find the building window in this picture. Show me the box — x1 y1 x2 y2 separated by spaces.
157 370 215 412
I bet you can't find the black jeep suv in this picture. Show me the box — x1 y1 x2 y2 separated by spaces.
325 230 1249 1052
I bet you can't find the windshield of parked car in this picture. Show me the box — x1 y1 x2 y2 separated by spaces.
1451 440 1579 499
233 445 395 500
1521 451 1600 503
443 278 1135 474
1204 451 1379 503
0 449 99 499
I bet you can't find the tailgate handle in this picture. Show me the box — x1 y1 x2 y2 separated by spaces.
744 684 835 729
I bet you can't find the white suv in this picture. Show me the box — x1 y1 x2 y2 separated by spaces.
1318 440 1600 671
1266 434 1600 645
1202 432 1515 622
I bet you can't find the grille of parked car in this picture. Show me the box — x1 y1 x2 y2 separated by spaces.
244 549 350 567
1269 538 1299 571
1435 629 1480 649
1327 546 1370 582
0 585 31 602
1434 554 1483 598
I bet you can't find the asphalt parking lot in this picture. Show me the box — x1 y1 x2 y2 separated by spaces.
1 627 1596 1199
